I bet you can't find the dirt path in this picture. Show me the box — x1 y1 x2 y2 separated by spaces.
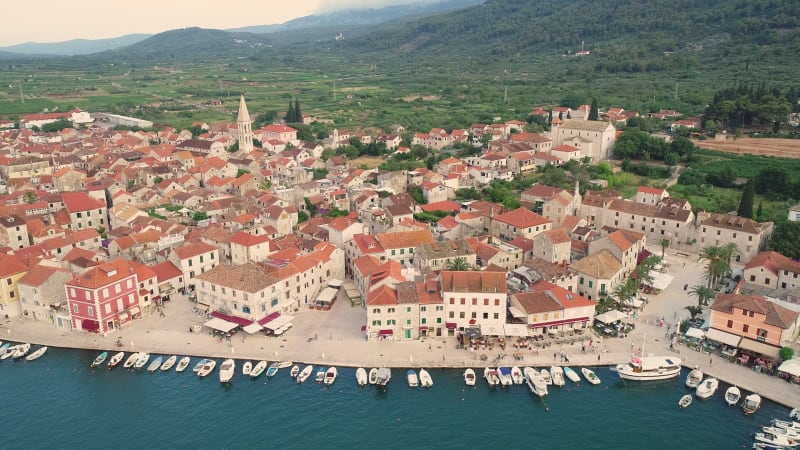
694 137 800 159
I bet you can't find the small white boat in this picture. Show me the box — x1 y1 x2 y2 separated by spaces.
160 355 177 371
356 367 368 387
550 366 565 387
266 362 279 378
90 350 107 367
219 359 235 383
197 359 216 378
564 366 581 383
193 358 210 373
763 426 800 439
484 367 500 387
511 366 524 385
725 386 741 406
464 368 476 386
250 361 268 378
290 364 300 378
134 353 150 370
375 368 391 387
25 346 48 362
771 419 800 432
368 368 378 385
407 369 419 387
685 367 704 389
297 365 314 384
540 368 553 385
0 345 17 360
176 357 191 373
743 393 762 415
419 368 433 388
754 431 798 447
498 367 513 387
277 361 292 369
0 343 11 358
324 367 338 386
315 367 326 383
791 408 800 421
242 361 252 376
12 342 31 359
123 352 140 369
107 351 125 369
147 356 164 373
524 366 548 397
581 368 601 385
695 377 718 399
678 394 692 408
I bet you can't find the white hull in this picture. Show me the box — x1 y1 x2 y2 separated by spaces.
123 352 141 369
160 355 177 371
743 394 762 415
197 360 216 377
617 368 681 381
511 366 524 385
679 394 692 408
242 361 252 376
523 367 548 397
176 357 191 373
616 356 682 381
582 368 601 385
324 367 338 386
540 369 553 385
368 368 378 385
13 343 31 359
685 368 703 388
725 386 741 406
277 361 293 369
550 366 565 387
147 356 163 373
25 346 48 362
563 367 581 383
407 370 418 387
419 369 433 388
134 353 150 370
107 351 125 368
297 365 314 384
290 365 300 378
695 378 718 400
356 368 368 387
375 368 391 387
250 361 268 378
464 369 476 386
219 359 236 383
484 367 500 387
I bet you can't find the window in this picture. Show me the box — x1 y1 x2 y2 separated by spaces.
437 318 442 324
726 320 733 328
471 312 477 319
493 313 499 319
448 312 454 318
421 318 427 324
88 306 94 316
494 299 500 306
742 324 749 333
105 304 111 314
388 308 395 313
271 299 278 307
406 319 411 325
460 298 465 305
472 298 477 305
372 320 381 326
421 306 427 312
588 281 593 288
459 312 465 319
243 306 251 314
449 298 454 304
436 306 443 312
484 299 489 306
483 312 488 319
73 304 79 313
749 275 756 282
188 259 193 267
102 288 109 298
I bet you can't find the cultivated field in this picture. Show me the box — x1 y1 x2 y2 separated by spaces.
693 137 800 159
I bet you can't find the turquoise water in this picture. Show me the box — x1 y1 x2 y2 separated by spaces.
2 347 789 449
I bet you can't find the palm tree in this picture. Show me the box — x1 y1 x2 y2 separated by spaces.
611 278 637 310
685 305 703 321
660 238 670 258
721 243 740 272
446 257 472 271
698 245 727 288
595 296 614 315
688 284 716 307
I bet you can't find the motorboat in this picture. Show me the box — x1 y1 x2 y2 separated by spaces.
107 351 124 369
290 365 300 378
242 361 252 376
523 366 548 397
754 431 797 447
725 386 742 406
368 368 378 385
297 365 314 384
791 408 800 421
176 357 191 373
197 359 217 378
511 366 524 385
0 343 10 358
25 346 48 362
375 368 391 387
407 369 419 387
160 355 177 371
134 353 150 370
356 368 368 387
324 367 338 386
147 356 164 373
91 351 108 367
464 368 476 386
550 366 565 387
315 367 327 383
695 378 719 400
193 359 210 373
771 420 800 432
277 361 293 369
564 366 581 383
419 368 433 388
685 367 704 388
751 443 788 450
219 359 235 383
743 394 762 415
678 394 692 408
123 352 140 369
498 367 513 387
12 343 31 359
250 361 267 378
0 344 16 360
266 362 279 378
763 426 800 440
582 368 601 385
540 368 553 385
616 356 682 381
484 367 500 387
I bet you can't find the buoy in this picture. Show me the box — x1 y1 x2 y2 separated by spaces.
396 418 401 423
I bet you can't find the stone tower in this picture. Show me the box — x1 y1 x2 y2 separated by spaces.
236 94 253 152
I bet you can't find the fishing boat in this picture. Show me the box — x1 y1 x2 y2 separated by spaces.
743 393 762 415
242 361 252 376
678 394 693 408
107 351 124 369
540 368 553 385
550 366 565 387
696 377 719 400
134 353 150 370
219 359 235 383
0 344 16 360
277 361 293 369
356 368 368 387
160 355 177 371
176 357 191 373
564 366 581 383
315 367 326 383
616 355 682 381
375 368 391 387
582 367 601 385
407 369 419 387
523 366 548 397
123 352 140 369
754 431 797 447
12 343 31 360
368 368 378 385
464 368 476 386
297 365 314 384
147 356 164 373
90 351 108 367
0 342 10 358
725 386 742 406
250 361 267 378
498 366 513 387
25 346 48 362
266 362 279 378
193 358 210 373
484 367 500 387
685 367 704 388
324 367 338 386
419 368 433 388
290 365 300 378
197 359 217 378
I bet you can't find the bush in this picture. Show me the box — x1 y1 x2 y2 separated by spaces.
780 346 794 361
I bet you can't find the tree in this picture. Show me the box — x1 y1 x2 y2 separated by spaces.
294 98 302 123
768 222 800 259
23 191 37 204
611 278 637 310
756 201 763 222
688 284 716 307
780 347 795 361
95 226 107 240
446 257 472 271
304 197 317 217
660 238 670 258
685 305 703 321
737 179 754 218
588 98 599 120
285 99 296 123
192 211 208 223
698 245 729 288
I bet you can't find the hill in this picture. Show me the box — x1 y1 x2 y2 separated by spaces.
0 34 151 56
103 28 273 59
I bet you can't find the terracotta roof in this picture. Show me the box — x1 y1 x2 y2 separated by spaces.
367 284 398 306
152 261 183 282
173 241 217 260
195 262 271 293
67 258 135 289
711 293 799 329
570 250 622 279
420 201 461 213
440 270 506 294
61 192 105 212
542 228 571 245
745 251 800 275
231 231 272 247
376 229 434 250
637 186 666 195
493 207 551 228
0 253 27 278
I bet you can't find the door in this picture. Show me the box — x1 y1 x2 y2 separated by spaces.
405 329 411 339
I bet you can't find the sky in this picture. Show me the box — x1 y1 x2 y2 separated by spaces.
2 0 429 47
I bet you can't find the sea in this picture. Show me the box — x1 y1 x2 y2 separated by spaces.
2 347 789 449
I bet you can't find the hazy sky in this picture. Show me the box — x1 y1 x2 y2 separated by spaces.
3 0 430 46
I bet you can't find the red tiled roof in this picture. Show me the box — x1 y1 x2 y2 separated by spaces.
493 207 551 228
61 192 105 212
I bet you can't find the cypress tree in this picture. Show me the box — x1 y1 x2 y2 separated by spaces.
756 200 763 222
737 180 754 218
294 98 302 123
589 98 599 120
286 100 295 122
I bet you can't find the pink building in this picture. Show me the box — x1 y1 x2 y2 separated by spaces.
66 259 140 333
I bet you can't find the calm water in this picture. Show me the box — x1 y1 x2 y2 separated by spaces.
1 347 789 449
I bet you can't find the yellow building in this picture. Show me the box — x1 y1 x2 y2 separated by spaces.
0 253 29 318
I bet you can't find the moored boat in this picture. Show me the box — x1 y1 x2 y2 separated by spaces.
498 366 513 387
266 362 279 378
743 393 762 415
12 343 31 360
147 356 164 373
763 426 800 440
197 359 217 378
277 361 292 369
464 368 476 386
615 356 682 381
484 367 500 387
678 394 692 408
540 368 553 385
297 365 314 384
368 368 378 385
356 367 368 387
290 364 300 378
160 355 177 371
91 351 108 367
550 366 565 387
176 356 191 373
419 368 433 388
250 361 267 378
242 361 252 376
511 366 524 385
407 369 419 387
0 342 11 358
564 366 581 383
324 367 338 386
25 346 48 362
375 368 391 387
123 352 140 369
107 351 124 369
754 431 797 447
523 366 548 397
725 386 742 406
134 353 150 370
219 359 235 383
315 367 326 383
791 408 800 421
771 419 800 432
696 378 719 400
582 367 601 385
0 344 17 360
193 358 210 373
685 367 704 388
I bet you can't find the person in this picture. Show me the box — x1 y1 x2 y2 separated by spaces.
709 357 713 365
597 354 601 361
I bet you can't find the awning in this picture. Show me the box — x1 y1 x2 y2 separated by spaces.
739 338 780 358
419 326 429 331
705 328 742 347
360 325 367 332
117 311 129 321
595 310 627 324
379 329 393 336
504 323 529 337
130 306 141 316
445 322 457 330
204 317 238 333
328 279 344 288
258 311 281 325
211 311 252 327
685 327 705 339
531 317 590 328
508 306 526 319
481 323 504 336
778 359 800 377
624 298 644 308
243 322 263 334
81 319 99 331
264 315 294 331
648 271 674 290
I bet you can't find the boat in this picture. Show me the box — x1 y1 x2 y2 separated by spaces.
147 356 164 373
464 368 476 386
407 369 419 387
550 366 565 387
161 355 177 371
25 346 48 362
695 378 719 399
484 367 500 387
134 353 150 370
685 367 704 388
193 358 210 373
123 352 140 369
582 368 601 385
743 393 762 415
523 366 548 397
763 426 800 440
277 361 292 369
0 342 10 358
324 367 338 386
197 359 217 378
90 351 108 367
315 367 326 383
0 344 16 360
356 368 368 387
616 356 682 381
176 357 191 373
297 365 314 384
678 394 693 408
754 432 797 447
771 420 800 432
242 361 252 376
498 366 513 387
564 366 581 383
250 361 267 378
725 386 742 406
290 365 300 378
107 351 124 369
375 368 391 387
511 366 524 385
751 443 790 450
540 368 553 385
219 359 235 383
368 368 378 385
792 408 800 421
266 362 279 378
419 368 433 388
12 343 31 359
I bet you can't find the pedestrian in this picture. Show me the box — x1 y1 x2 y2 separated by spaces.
553 352 557 361
428 343 432 351
582 345 586 353
589 339 593 347
597 354 601 361
709 357 713 366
